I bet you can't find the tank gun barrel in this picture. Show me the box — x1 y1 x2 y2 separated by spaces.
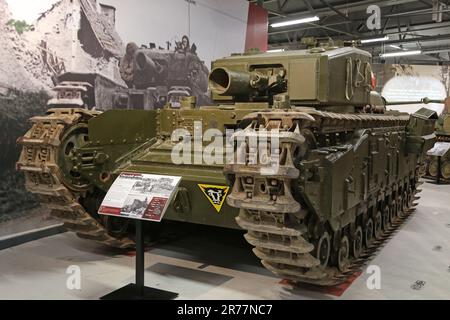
209 67 269 96
133 50 167 89
135 51 159 73
385 97 445 105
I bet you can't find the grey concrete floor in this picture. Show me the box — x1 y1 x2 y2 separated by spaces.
0 181 449 300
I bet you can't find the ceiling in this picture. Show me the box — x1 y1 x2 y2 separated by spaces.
251 0 450 64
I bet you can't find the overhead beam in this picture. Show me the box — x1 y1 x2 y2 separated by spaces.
318 0 352 21
269 16 450 37
361 33 450 46
266 2 357 37
266 0 423 21
382 5 398 33
423 47 450 54
269 29 450 47
276 0 289 12
383 8 450 18
309 22 355 37
301 0 315 14
418 0 450 17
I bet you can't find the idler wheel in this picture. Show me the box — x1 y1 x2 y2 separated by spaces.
382 206 391 231
428 161 438 177
315 232 331 268
418 163 427 176
402 192 409 213
58 123 91 192
337 235 350 272
390 200 397 222
442 161 450 179
102 215 130 237
365 218 374 247
352 226 363 259
397 196 404 217
374 211 383 239
406 189 413 208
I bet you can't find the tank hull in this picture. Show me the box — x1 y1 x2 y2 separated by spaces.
16 47 439 286
424 99 450 181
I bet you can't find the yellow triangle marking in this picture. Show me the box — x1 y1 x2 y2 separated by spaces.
198 184 230 213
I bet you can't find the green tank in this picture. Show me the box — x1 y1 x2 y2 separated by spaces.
424 98 450 180
16 46 437 286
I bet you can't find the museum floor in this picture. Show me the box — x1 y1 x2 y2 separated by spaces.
0 181 449 300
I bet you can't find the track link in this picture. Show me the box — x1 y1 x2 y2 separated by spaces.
437 135 450 143
16 108 134 249
225 111 423 286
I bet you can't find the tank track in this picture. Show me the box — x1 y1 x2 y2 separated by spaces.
225 110 422 286
16 108 134 249
423 160 450 182
437 135 450 143
422 173 450 184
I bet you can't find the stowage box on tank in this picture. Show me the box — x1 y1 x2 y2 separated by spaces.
424 97 450 180
210 47 373 108
17 46 438 286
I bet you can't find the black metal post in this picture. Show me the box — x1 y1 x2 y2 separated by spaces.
100 218 178 300
135 219 144 296
437 156 442 185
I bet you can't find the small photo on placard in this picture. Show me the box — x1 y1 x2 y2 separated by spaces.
121 194 150 219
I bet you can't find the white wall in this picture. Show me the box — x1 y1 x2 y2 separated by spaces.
105 0 249 69
5 0 249 71
383 76 447 114
5 0 60 23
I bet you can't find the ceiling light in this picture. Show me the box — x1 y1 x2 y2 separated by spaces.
360 36 389 43
271 16 320 28
422 48 450 54
267 48 285 53
380 50 422 58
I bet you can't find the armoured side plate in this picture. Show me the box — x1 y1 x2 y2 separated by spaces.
16 46 439 286
406 107 438 155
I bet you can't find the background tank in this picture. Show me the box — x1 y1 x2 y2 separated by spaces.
424 97 450 180
17 46 437 286
120 43 211 107
52 72 160 111
51 41 212 111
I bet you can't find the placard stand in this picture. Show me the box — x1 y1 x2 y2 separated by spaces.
437 156 442 185
427 156 448 185
100 220 178 300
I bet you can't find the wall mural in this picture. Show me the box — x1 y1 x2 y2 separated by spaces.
0 0 259 237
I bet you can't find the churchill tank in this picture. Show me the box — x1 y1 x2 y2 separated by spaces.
17 46 437 285
51 43 211 111
424 98 450 181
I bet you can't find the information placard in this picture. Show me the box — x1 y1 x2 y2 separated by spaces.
98 172 181 222
427 142 450 157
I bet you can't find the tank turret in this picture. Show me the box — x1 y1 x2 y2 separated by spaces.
52 41 213 112
210 47 373 110
435 97 450 136
127 48 210 106
424 97 450 180
133 50 168 89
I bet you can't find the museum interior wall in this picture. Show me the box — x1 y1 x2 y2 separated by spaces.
373 63 450 115
0 0 266 238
